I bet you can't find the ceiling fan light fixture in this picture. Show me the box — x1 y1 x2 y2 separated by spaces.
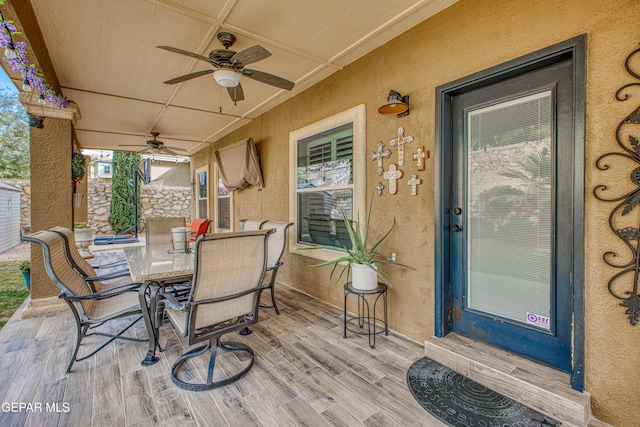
213 70 241 88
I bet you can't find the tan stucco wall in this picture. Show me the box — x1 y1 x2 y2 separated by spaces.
196 0 640 425
29 117 73 301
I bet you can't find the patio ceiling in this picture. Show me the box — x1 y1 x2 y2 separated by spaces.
5 0 456 156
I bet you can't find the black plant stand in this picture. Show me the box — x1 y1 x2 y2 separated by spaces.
343 282 388 348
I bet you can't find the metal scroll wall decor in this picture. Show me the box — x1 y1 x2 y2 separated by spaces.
594 45 640 325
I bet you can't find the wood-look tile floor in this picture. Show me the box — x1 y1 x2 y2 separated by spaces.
0 285 441 426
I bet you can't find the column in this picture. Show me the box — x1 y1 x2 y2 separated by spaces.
19 94 81 317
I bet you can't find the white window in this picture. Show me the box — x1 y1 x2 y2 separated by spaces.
289 104 366 261
214 164 233 232
195 165 209 220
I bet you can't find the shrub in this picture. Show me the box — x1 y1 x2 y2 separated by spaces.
109 152 142 234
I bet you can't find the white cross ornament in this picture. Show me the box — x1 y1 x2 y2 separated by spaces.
413 146 428 171
407 175 421 196
375 182 385 196
383 164 403 195
370 141 392 175
389 127 414 166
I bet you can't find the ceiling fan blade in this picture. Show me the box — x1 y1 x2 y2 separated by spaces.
160 148 179 156
118 144 149 148
157 46 211 63
164 145 188 152
242 69 294 90
163 69 214 85
227 83 245 102
231 45 271 66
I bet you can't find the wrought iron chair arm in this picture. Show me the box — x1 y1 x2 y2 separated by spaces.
266 261 283 272
66 282 143 301
186 287 261 308
92 259 128 269
158 290 189 311
83 269 131 282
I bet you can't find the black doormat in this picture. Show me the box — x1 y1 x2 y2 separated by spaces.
407 357 561 427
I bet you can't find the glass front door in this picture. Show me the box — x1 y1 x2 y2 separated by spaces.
449 57 574 371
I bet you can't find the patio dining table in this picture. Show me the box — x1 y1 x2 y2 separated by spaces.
123 244 194 366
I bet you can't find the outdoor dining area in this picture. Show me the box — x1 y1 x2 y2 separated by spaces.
0 219 429 426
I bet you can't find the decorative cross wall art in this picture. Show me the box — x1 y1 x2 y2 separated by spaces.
370 141 392 175
413 146 429 171
389 127 414 166
407 175 421 196
383 164 403 195
375 182 385 196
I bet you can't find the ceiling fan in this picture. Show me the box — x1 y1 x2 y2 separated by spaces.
157 32 295 103
119 132 187 156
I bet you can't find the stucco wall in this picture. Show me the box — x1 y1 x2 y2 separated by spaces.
190 0 640 424
30 117 72 300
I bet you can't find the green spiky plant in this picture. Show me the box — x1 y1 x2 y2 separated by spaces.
299 198 412 288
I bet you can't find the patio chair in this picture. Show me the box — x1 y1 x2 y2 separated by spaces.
258 221 293 315
145 217 186 246
158 229 273 391
189 218 211 242
22 230 146 373
50 226 130 290
242 219 267 231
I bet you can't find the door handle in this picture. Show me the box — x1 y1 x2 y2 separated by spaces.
450 224 463 232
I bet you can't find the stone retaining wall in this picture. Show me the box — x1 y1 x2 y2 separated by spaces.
89 179 192 234
0 178 192 235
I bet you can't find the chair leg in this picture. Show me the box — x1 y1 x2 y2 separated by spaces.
67 323 88 374
68 312 145 373
269 284 280 315
171 337 255 391
66 300 87 373
259 272 280 315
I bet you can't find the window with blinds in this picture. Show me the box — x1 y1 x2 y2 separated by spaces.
296 123 354 249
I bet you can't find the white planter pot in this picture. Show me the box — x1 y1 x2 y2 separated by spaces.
74 228 95 258
351 263 378 291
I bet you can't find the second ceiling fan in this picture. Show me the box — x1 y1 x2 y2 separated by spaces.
158 32 295 103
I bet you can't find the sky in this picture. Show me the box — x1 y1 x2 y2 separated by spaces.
0 66 17 93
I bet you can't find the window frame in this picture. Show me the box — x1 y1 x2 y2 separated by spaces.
213 163 234 232
195 164 210 220
289 104 366 262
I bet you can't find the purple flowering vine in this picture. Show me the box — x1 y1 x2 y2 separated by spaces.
0 7 68 109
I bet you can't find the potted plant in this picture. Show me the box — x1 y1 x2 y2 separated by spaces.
299 198 411 290
71 152 88 184
74 222 95 258
19 260 30 291
72 152 88 208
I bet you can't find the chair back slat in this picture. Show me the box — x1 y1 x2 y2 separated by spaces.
22 230 95 316
50 226 98 277
189 230 271 333
145 217 186 246
260 221 293 269
190 218 211 242
242 219 267 231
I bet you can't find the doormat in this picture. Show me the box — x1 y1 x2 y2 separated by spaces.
407 357 560 427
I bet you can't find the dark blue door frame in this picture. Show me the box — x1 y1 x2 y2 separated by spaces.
433 35 586 391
